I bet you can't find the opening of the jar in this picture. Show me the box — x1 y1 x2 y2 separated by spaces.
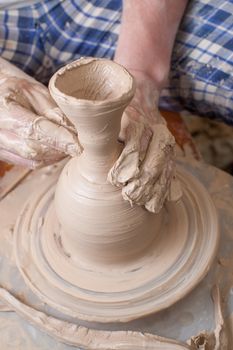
54 59 134 102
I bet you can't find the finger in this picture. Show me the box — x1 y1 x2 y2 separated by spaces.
121 125 175 205
0 101 82 156
167 171 183 202
2 77 65 124
20 81 72 127
0 149 44 169
140 125 175 176
122 176 153 206
0 76 76 133
29 117 82 156
0 148 65 169
144 159 174 213
118 111 130 142
42 107 76 133
0 129 37 160
145 183 167 213
0 148 44 168
108 118 152 186
0 129 65 164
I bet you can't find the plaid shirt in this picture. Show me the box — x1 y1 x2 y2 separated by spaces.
0 0 233 123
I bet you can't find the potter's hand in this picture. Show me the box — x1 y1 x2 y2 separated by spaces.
109 0 187 212
108 73 182 213
0 58 81 168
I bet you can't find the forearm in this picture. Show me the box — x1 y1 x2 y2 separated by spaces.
0 57 37 83
115 0 188 90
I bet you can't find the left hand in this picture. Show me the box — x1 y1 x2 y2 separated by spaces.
108 71 182 213
0 57 81 168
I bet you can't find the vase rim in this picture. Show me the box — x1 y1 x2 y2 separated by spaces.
49 57 135 109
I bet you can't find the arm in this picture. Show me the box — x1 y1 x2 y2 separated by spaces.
109 0 187 212
115 0 188 91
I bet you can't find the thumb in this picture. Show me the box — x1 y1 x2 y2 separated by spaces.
108 117 152 186
31 117 83 157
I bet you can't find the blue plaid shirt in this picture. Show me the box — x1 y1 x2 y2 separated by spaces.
0 0 233 123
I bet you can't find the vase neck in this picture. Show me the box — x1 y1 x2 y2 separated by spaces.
69 104 126 183
48 58 135 183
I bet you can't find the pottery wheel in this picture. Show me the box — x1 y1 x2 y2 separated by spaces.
14 165 219 323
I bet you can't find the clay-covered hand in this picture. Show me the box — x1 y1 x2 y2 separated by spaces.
108 73 182 213
0 58 81 168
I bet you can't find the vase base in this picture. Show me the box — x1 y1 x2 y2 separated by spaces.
14 165 219 323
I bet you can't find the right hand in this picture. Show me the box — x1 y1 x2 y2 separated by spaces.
0 58 82 168
108 72 182 213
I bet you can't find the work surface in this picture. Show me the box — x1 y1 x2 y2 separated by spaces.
0 158 233 349
0 110 229 349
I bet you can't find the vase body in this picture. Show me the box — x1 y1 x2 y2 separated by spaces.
49 58 159 265
13 58 220 325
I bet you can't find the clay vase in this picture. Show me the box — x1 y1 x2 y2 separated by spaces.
14 57 219 323
49 58 159 266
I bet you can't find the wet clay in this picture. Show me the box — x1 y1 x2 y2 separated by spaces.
49 57 158 264
188 286 228 349
13 58 219 324
0 284 228 349
0 57 81 164
0 156 230 348
0 286 191 350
